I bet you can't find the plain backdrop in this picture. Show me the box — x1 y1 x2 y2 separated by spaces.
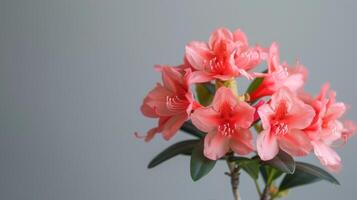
1 0 357 199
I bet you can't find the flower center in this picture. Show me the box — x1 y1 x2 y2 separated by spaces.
275 101 288 120
218 122 235 137
272 121 289 136
166 95 189 113
207 57 226 74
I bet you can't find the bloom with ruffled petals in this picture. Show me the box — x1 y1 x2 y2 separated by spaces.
137 66 197 141
191 87 256 160
302 83 348 171
257 87 315 160
185 27 265 83
249 43 307 101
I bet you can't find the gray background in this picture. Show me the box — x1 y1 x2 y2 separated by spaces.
1 0 357 199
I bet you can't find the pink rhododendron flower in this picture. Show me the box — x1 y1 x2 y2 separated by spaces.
249 43 307 101
137 65 198 141
185 27 265 83
257 87 315 160
191 87 256 160
302 83 348 171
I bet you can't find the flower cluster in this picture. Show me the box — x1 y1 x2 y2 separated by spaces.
137 27 356 171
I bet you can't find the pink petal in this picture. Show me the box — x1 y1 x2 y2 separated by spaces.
271 87 315 130
230 129 254 155
278 129 312 157
258 104 274 130
270 87 295 111
140 100 158 118
341 120 357 142
321 120 343 144
285 101 316 130
257 130 279 161
316 83 330 101
312 141 341 172
161 66 184 93
161 114 188 140
232 29 248 46
287 63 308 84
267 42 281 72
143 85 174 116
235 48 261 72
231 101 255 129
189 71 214 83
191 107 220 132
211 87 238 112
147 83 173 101
282 73 305 92
204 130 230 160
325 102 346 122
185 41 212 71
208 27 233 49
135 117 170 142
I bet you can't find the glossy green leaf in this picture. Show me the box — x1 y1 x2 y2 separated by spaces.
231 157 260 180
279 162 340 191
180 121 205 138
245 69 267 94
195 83 214 106
190 140 216 181
246 77 264 94
262 151 295 174
201 82 215 95
260 165 283 185
148 140 199 169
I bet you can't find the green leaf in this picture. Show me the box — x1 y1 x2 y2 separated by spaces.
201 82 215 95
231 157 260 180
260 165 268 183
245 69 267 94
195 83 215 106
180 121 205 138
262 151 295 174
148 140 199 169
279 162 340 191
190 140 216 181
260 165 283 185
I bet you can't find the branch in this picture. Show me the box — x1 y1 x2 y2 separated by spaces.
226 155 241 200
260 185 271 200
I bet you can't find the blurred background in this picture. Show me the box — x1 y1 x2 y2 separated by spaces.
1 0 357 199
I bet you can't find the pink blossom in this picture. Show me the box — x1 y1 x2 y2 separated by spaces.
185 27 265 83
249 43 307 101
302 83 347 171
191 87 256 160
257 87 315 160
137 66 198 141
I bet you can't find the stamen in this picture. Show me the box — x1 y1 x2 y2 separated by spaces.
272 121 289 136
166 95 188 112
218 122 236 137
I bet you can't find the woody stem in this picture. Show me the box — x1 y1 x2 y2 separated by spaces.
260 185 271 200
226 154 241 200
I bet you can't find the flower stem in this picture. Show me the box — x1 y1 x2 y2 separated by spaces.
226 155 241 200
260 184 271 200
216 79 239 97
